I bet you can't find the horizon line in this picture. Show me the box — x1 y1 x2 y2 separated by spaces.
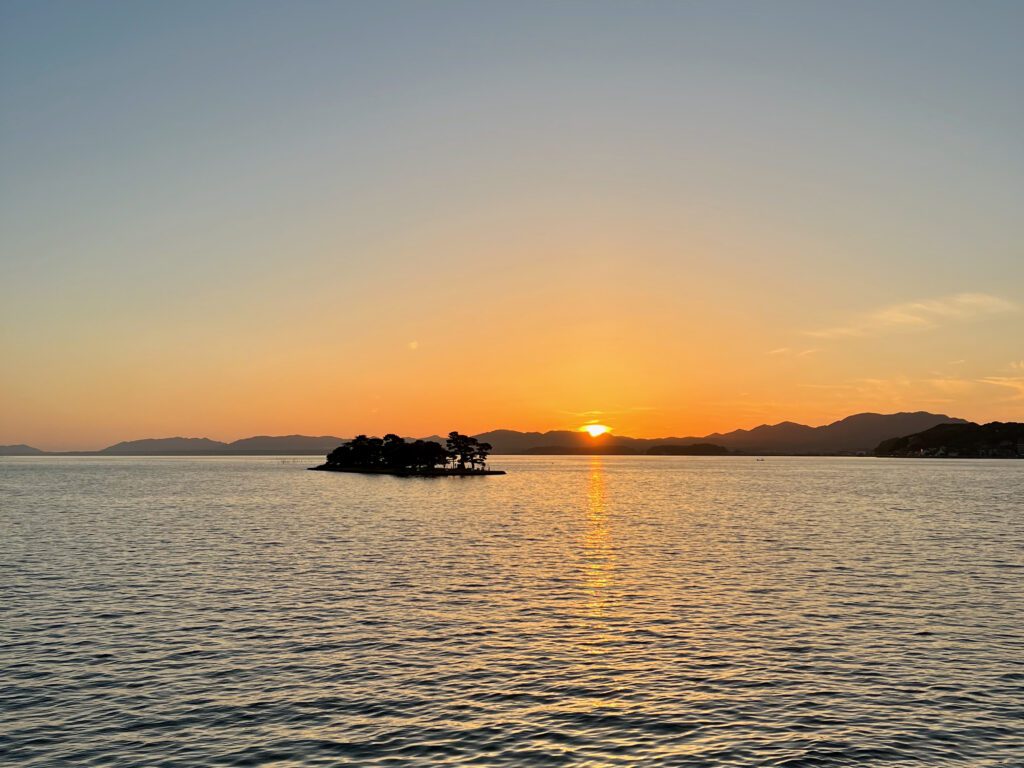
2 409 986 453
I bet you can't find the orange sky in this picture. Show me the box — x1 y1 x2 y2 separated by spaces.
2 4 1022 450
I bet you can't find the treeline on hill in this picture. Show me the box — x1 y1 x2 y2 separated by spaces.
323 432 493 472
874 422 1024 458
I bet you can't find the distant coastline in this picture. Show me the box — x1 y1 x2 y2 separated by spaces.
5 412 1022 459
309 466 505 477
875 422 1024 459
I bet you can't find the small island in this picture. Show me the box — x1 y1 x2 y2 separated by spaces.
309 432 505 476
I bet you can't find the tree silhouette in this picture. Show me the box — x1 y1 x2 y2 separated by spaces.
473 441 493 471
446 431 470 470
323 432 495 474
445 432 492 471
327 434 386 468
382 433 406 468
325 433 485 473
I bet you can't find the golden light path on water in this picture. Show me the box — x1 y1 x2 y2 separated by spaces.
584 458 614 620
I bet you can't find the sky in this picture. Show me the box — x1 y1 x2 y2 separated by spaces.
1 1 1022 450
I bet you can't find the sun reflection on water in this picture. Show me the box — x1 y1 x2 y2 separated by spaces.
582 458 615 621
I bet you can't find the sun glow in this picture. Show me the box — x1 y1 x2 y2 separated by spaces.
583 424 610 437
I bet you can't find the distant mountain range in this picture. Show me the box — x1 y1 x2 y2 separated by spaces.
98 435 348 455
0 444 47 455
0 435 348 456
1 412 969 456
462 412 968 455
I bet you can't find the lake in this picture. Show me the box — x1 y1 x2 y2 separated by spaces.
1 456 1022 766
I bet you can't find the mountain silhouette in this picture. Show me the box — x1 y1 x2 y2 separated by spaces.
472 412 966 455
227 435 347 452
100 437 230 454
4 412 967 456
699 412 969 454
0 444 46 455
98 435 348 455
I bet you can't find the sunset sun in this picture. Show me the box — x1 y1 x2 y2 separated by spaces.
583 424 610 437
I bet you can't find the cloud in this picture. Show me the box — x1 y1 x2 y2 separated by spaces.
800 371 1024 410
767 347 819 356
557 406 657 417
980 376 1024 400
926 378 975 395
799 376 980 407
805 293 1018 340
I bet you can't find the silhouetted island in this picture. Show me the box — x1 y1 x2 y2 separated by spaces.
310 432 505 476
874 421 1024 458
646 443 731 456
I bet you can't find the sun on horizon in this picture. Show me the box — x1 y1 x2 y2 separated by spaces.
582 424 611 438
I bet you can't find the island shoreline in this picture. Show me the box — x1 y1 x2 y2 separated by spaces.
308 465 505 477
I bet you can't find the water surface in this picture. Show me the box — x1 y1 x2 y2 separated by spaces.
2 456 1022 766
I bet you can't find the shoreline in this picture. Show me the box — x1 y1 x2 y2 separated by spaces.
308 465 506 477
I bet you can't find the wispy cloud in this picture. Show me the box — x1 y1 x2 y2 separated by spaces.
980 377 1024 400
797 369 1024 414
805 293 1018 340
767 347 819 356
927 378 975 395
798 376 978 408
556 406 657 418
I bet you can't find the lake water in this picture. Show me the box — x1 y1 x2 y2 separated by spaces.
2 456 1022 766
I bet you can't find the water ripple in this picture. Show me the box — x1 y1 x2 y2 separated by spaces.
1 455 1022 766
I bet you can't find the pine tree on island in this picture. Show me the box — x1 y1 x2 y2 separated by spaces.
311 432 503 476
445 432 494 472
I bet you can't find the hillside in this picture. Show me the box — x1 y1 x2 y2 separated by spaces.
100 437 230 454
475 412 965 455
875 422 1024 458
227 435 346 452
0 444 46 455
96 435 348 454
